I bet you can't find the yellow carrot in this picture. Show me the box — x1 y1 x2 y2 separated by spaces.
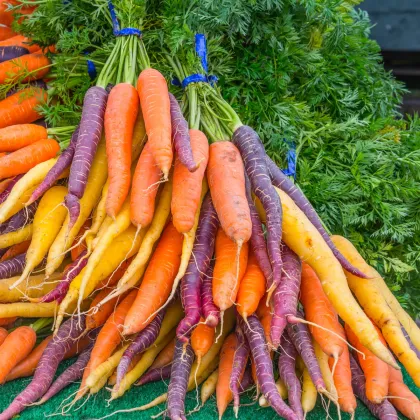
201 369 219 405
0 224 32 248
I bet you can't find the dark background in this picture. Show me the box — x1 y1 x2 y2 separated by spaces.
360 0 420 114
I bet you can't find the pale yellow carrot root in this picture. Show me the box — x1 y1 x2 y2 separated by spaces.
0 224 33 248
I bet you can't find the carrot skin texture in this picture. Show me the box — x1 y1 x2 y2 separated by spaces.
0 53 50 84
137 364 172 386
66 86 108 224
265 155 367 278
239 315 298 420
0 174 22 205
0 252 26 279
0 88 46 129
201 263 220 328
0 138 59 179
167 339 195 420
105 83 138 217
233 125 282 291
402 325 420 360
169 93 196 172
245 176 272 284
207 141 252 245
287 318 326 392
39 250 88 303
271 244 301 347
350 356 397 419
0 315 85 420
0 200 38 235
0 35 40 53
278 332 304 420
28 126 79 205
0 327 7 345
137 69 172 178
0 27 16 41
0 46 29 63
116 308 165 388
0 123 47 152
177 192 219 341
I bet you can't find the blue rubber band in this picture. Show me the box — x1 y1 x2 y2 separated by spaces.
172 33 217 88
281 139 297 178
108 0 142 37
86 60 97 80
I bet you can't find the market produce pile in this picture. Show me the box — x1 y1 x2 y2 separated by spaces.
0 0 418 419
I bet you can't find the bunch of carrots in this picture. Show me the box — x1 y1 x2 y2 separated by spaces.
0 1 418 420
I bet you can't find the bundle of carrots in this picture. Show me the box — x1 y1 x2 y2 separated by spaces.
0 1 418 420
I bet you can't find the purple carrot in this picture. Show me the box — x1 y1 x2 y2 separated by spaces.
28 126 80 205
0 46 29 63
271 244 302 347
0 252 26 280
136 364 172 386
286 313 325 392
265 155 368 278
177 192 219 341
0 314 86 420
239 315 298 420
401 325 420 360
279 332 304 420
38 343 94 404
201 262 220 328
5 80 47 97
0 200 38 235
40 250 88 303
239 366 254 392
230 323 250 417
169 92 197 172
233 126 282 293
166 338 195 420
350 355 398 419
116 308 166 389
32 119 48 128
65 86 108 227
0 174 23 205
245 175 272 285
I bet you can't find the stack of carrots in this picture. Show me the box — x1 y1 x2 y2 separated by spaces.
0 1 418 420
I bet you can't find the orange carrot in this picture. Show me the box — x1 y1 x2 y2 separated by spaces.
212 228 249 314
0 1 13 27
191 318 215 363
236 249 265 320
78 289 137 399
0 87 47 128
207 141 252 247
137 68 172 179
0 138 59 178
171 129 209 233
123 222 183 336
0 25 15 41
150 338 175 370
388 366 420 420
0 35 40 53
0 327 7 345
0 124 47 152
0 177 11 193
105 83 139 218
300 262 345 359
345 322 389 403
0 241 30 261
216 333 237 418
0 325 36 383
0 53 50 84
328 323 356 414
256 295 272 346
70 219 90 261
130 142 162 228
0 317 15 327
5 335 52 381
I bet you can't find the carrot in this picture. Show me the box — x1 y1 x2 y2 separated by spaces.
345 322 389 403
0 327 7 345
300 262 345 359
0 178 11 194
123 222 183 336
0 53 50 84
147 338 176 372
0 25 15 41
5 335 52 381
0 325 36 383
0 317 15 327
172 129 209 233
137 68 172 179
0 240 29 261
236 249 265 320
0 35 40 53
105 83 139 218
130 142 162 229
0 124 47 153
213 228 249 314
0 138 59 179
71 219 90 261
78 290 137 399
207 141 252 248
0 87 47 129
216 332 237 418
256 295 273 346
191 318 215 364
